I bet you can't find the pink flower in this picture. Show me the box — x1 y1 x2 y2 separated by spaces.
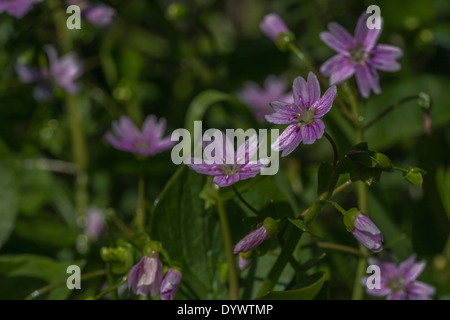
16 45 83 100
187 132 269 187
266 72 337 156
320 12 403 98
105 115 175 156
364 255 435 300
0 0 42 18
82 3 116 29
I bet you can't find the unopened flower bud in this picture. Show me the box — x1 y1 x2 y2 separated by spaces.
160 269 182 300
233 217 278 254
344 209 383 253
260 13 294 51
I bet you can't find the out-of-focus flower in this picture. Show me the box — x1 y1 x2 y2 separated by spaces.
351 213 383 252
187 132 269 187
0 0 42 18
266 72 337 156
85 206 106 241
160 269 182 300
105 115 175 157
260 13 291 44
82 3 116 29
233 217 278 254
320 12 403 98
128 254 163 297
66 0 116 28
364 255 435 300
16 45 83 100
239 76 293 122
45 45 83 94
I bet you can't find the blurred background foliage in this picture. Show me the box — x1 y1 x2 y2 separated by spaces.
0 0 449 299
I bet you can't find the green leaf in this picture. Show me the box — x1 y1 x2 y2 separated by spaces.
373 153 394 172
257 272 326 300
0 254 84 300
288 219 320 238
151 166 227 299
403 167 427 188
0 144 19 249
185 90 231 135
349 165 381 186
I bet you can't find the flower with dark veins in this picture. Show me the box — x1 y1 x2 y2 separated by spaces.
266 72 337 156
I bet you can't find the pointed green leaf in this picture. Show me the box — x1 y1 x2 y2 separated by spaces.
257 272 326 300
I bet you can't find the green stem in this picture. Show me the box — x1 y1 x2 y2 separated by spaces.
319 199 347 216
25 269 106 300
256 224 301 298
351 89 369 300
324 132 339 167
137 176 146 233
106 264 119 300
306 242 367 257
95 274 128 300
217 198 239 300
363 95 428 131
232 185 265 218
48 0 89 220
331 180 352 198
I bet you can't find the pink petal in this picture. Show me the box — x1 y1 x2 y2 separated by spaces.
300 119 325 145
312 85 337 117
354 12 383 51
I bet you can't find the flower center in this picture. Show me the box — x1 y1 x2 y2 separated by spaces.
350 45 370 64
298 108 316 126
221 164 240 176
387 276 407 295
134 140 149 152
